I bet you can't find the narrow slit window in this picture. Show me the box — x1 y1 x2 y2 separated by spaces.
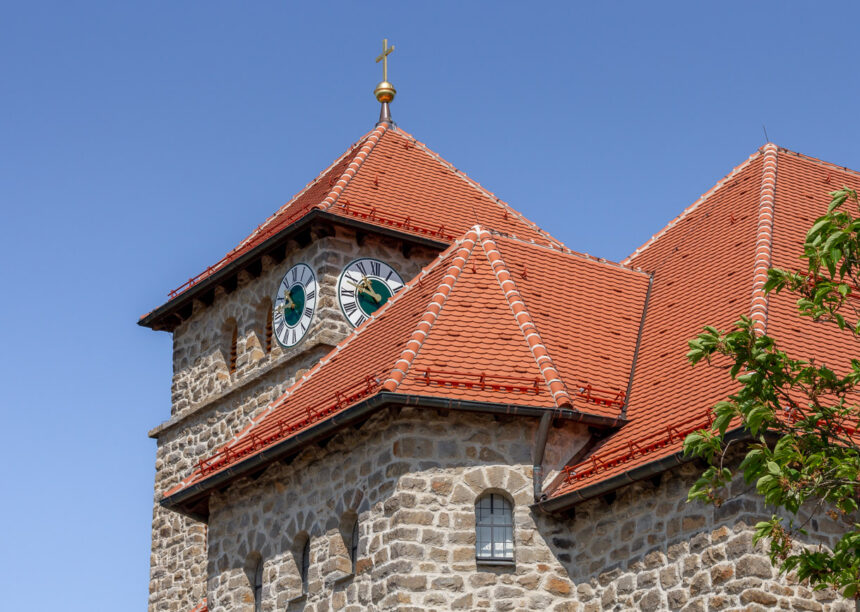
265 307 273 353
251 555 263 612
301 536 310 593
350 518 359 572
229 325 238 373
475 493 514 563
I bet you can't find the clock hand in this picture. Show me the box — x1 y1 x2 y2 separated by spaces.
282 290 297 311
347 279 381 303
358 277 383 303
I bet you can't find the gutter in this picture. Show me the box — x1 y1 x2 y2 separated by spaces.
535 427 750 514
163 393 625 520
532 411 553 502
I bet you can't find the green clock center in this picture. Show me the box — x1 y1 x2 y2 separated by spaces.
357 278 393 316
283 285 306 327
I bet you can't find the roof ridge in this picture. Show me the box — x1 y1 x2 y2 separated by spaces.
622 147 764 266
392 128 565 248
316 123 388 211
477 228 574 408
486 229 649 277
749 143 778 335
382 228 480 391
776 145 860 181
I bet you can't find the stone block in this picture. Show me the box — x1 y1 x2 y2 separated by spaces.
637 589 662 610
739 588 778 606
666 588 688 610
544 577 571 596
736 554 773 578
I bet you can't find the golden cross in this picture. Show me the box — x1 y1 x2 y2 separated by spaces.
375 38 395 82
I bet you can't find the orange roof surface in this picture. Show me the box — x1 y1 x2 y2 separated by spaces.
550 145 860 502
158 123 563 305
160 133 860 510
164 228 649 499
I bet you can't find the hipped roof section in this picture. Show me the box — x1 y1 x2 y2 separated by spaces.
547 145 860 506
140 123 564 328
163 228 650 503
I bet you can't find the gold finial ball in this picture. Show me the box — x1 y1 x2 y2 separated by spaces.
374 81 396 103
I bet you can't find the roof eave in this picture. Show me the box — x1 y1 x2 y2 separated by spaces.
138 210 450 331
162 392 625 521
534 427 749 514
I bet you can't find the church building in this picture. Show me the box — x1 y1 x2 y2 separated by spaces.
141 43 859 611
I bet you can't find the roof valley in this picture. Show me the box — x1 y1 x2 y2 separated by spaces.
620 273 654 419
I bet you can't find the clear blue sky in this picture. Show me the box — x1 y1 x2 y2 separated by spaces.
1 2 858 609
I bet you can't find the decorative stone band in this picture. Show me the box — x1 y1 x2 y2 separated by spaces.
317 123 388 211
383 230 479 391
478 228 574 408
750 144 778 336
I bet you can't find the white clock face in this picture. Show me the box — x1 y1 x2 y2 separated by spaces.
273 263 317 348
337 258 404 328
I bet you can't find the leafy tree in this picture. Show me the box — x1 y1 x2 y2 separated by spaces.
684 188 860 600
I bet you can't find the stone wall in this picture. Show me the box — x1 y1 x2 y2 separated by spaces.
203 407 852 612
148 225 437 612
168 226 437 419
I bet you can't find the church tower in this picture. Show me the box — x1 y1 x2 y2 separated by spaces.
141 42 566 611
143 42 858 612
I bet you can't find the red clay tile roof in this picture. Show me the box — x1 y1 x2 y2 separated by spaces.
164 228 649 500
157 129 860 509
155 123 563 308
550 145 860 502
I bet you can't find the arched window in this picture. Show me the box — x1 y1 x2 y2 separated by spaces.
300 536 310 592
349 517 359 572
475 493 514 563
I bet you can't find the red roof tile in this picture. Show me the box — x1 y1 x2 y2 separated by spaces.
154 123 563 309
550 146 860 502
164 229 649 500
189 600 207 612
155 127 860 510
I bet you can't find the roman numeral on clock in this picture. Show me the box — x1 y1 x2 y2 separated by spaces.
371 261 381 276
344 301 357 315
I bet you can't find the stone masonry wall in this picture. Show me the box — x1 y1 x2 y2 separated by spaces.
205 407 853 612
148 226 437 612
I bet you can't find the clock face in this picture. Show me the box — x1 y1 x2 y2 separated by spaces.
337 258 404 327
273 263 317 348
